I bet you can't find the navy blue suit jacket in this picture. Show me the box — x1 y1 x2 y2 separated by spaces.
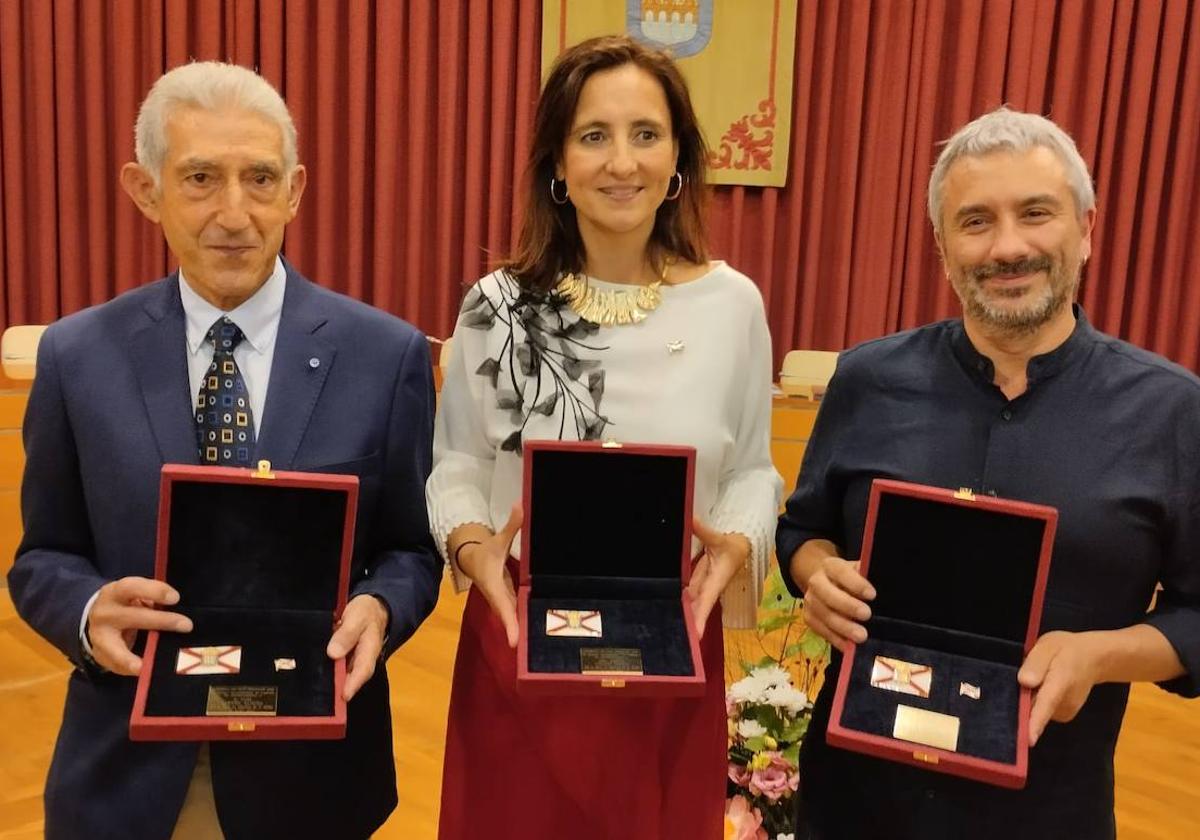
8 263 441 840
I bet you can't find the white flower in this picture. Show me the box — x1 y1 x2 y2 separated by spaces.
729 664 814 713
763 683 809 716
736 719 767 739
750 664 792 690
728 674 768 705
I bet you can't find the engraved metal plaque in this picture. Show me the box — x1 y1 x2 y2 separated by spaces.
579 647 643 676
893 704 959 752
205 685 279 717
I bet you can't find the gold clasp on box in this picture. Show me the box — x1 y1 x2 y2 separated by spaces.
228 721 256 733
252 460 275 480
600 679 626 688
913 751 939 764
953 487 975 502
601 440 623 449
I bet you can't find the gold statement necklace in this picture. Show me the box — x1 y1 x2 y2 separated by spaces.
555 261 668 326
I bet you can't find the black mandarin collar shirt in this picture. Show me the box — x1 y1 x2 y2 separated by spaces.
949 306 1090 389
777 306 1200 839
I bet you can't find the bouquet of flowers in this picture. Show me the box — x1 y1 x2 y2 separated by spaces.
723 568 828 840
725 663 807 839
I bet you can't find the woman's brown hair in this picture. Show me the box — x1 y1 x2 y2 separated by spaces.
503 35 709 295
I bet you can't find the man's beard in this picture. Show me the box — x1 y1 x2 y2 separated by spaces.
953 255 1078 334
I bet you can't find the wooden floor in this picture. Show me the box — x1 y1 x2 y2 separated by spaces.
0 578 463 839
3 578 1200 839
2 386 1199 838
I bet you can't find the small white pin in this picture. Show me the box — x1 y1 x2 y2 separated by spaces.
666 339 685 354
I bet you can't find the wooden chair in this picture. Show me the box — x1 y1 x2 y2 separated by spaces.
778 349 838 400
1 325 48 381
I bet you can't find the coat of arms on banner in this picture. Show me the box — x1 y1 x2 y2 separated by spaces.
626 0 713 58
546 0 797 187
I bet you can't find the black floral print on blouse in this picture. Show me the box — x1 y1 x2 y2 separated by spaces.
459 275 611 452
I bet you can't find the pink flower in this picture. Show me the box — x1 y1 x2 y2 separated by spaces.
728 761 752 787
724 795 768 840
748 751 799 803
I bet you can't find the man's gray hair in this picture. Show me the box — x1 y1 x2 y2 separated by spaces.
134 61 298 185
928 106 1095 236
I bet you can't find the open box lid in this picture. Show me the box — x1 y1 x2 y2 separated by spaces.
860 479 1057 652
518 441 696 590
156 462 359 614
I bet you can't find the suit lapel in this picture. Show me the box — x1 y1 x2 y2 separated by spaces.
255 267 335 470
131 274 200 465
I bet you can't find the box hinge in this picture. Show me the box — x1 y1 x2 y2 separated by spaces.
251 460 276 480
912 751 939 764
953 487 975 502
228 721 256 733
600 679 626 688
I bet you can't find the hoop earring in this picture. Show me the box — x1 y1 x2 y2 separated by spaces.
550 177 570 205
665 172 684 201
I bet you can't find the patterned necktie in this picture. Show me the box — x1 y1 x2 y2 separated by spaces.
195 317 256 466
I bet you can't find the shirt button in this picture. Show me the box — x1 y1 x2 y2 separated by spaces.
1001 409 1013 421
308 357 320 369
924 789 936 800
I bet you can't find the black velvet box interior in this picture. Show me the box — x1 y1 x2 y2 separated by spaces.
143 479 348 719
525 447 694 677
841 491 1049 764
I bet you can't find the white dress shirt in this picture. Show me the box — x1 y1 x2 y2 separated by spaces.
179 256 286 428
80 257 287 658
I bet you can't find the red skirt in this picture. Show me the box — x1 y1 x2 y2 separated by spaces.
438 585 727 840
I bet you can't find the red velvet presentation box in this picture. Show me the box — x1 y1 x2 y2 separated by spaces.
130 462 357 741
516 440 706 696
826 479 1057 788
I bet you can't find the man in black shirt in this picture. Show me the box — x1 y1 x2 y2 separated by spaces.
777 107 1200 839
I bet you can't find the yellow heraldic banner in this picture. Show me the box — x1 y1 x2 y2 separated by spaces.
543 0 797 187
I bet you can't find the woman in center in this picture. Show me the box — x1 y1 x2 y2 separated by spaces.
428 35 782 838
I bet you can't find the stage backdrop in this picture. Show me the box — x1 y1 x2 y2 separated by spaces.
1 0 1198 371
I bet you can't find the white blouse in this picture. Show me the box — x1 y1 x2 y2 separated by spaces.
426 261 783 628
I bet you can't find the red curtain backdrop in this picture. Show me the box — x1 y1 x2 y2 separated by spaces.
2 0 1198 371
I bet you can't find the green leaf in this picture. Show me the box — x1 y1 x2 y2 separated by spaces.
781 716 810 742
743 736 767 753
760 569 798 609
748 705 784 732
757 613 799 634
782 742 801 766
799 627 831 659
761 569 787 598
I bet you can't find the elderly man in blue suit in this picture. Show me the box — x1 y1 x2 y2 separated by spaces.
7 62 440 839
